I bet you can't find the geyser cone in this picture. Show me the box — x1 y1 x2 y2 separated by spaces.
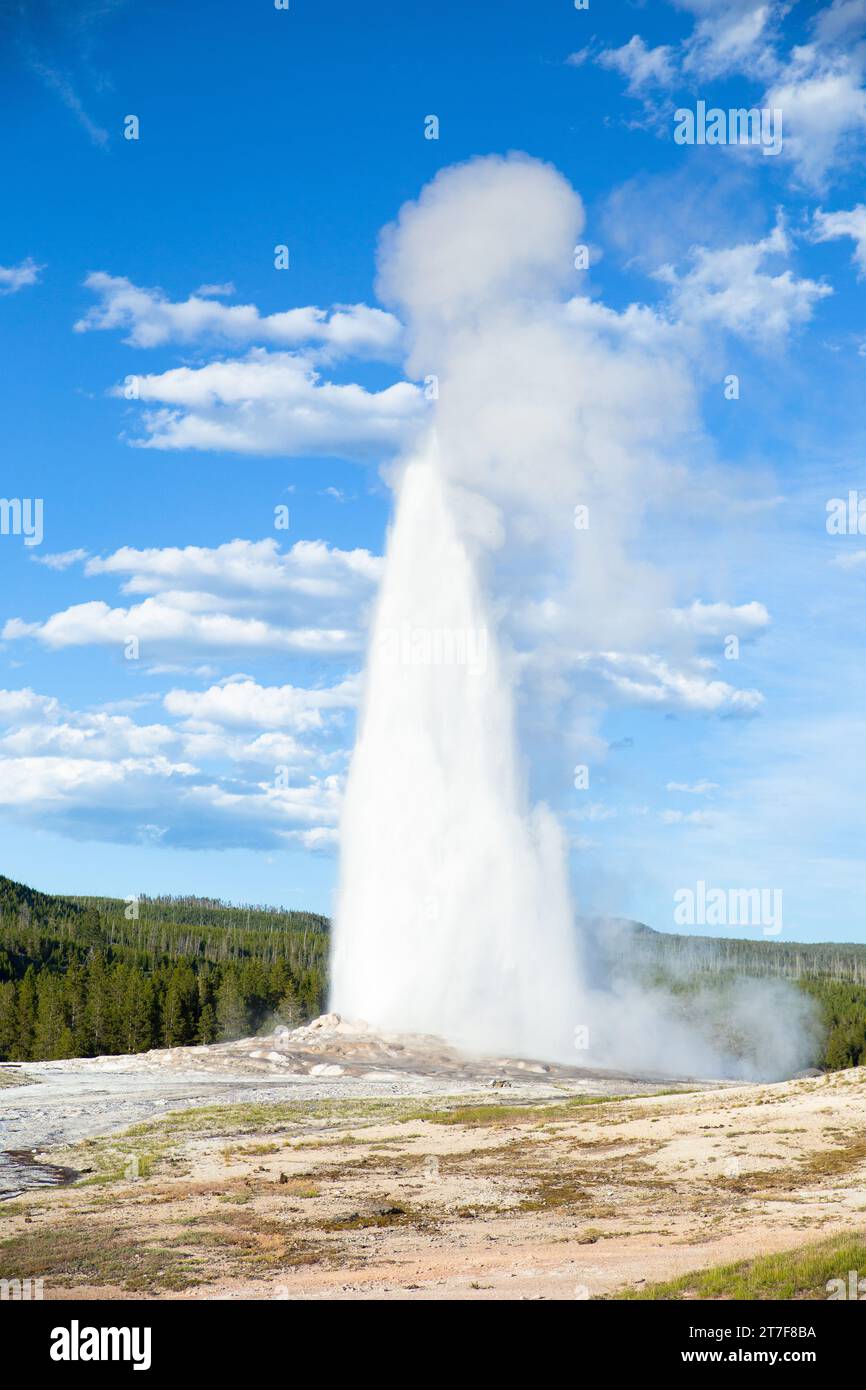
330 440 583 1060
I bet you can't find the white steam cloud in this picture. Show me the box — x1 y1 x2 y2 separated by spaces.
330 155 816 1080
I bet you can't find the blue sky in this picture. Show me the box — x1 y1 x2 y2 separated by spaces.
1 0 866 942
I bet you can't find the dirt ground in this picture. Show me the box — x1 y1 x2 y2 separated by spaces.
2 1024 865 1300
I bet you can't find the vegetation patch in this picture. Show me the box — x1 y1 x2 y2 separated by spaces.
320 1204 426 1232
417 1096 635 1127
0 1222 203 1292
618 1230 866 1300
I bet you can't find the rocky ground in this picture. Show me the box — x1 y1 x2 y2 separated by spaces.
0 1013 697 1163
1 1016 863 1300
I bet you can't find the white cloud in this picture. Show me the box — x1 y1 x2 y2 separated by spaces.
585 0 866 189
0 688 61 721
814 0 866 46
2 598 357 656
86 536 381 599
0 257 42 295
586 3 785 92
76 272 403 357
164 676 358 732
765 46 866 190
0 715 176 760
655 218 832 339
661 807 715 825
31 548 89 570
195 282 236 298
10 538 382 659
812 203 866 275
0 683 347 849
82 539 382 643
116 348 424 458
670 599 770 637
180 773 343 848
666 779 720 793
0 754 196 807
574 651 764 715
597 36 677 92
676 0 785 80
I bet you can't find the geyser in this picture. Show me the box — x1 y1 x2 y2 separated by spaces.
330 154 816 1079
330 442 584 1059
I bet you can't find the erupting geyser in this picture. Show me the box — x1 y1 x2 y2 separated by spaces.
329 153 816 1079
330 441 583 1059
330 155 592 1060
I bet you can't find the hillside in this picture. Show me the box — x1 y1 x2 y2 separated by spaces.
2 874 866 1068
0 874 328 1062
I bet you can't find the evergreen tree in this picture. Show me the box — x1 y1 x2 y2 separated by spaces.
216 970 249 1040
0 981 18 1060
33 974 69 1059
197 1001 218 1044
16 966 37 1060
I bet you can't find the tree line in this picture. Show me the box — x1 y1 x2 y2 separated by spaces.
5 875 866 1070
0 875 327 1062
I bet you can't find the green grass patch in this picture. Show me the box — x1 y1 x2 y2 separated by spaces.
417 1095 636 1127
0 1222 202 1292
619 1230 866 1300
75 1144 166 1187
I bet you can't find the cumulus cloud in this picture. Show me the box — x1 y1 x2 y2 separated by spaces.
75 274 424 459
0 257 42 295
115 348 424 458
0 685 349 850
164 676 358 732
11 153 781 865
0 755 194 806
0 688 61 722
654 218 832 339
76 272 403 357
597 35 677 92
2 598 357 656
86 537 381 604
812 203 866 274
676 0 786 80
9 538 382 658
573 651 764 715
583 0 866 188
584 2 785 94
765 45 866 190
670 599 770 637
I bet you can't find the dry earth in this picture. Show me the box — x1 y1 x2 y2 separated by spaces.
1 1016 863 1301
